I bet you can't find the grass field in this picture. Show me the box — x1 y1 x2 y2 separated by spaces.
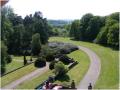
1 63 37 87
6 60 23 73
5 56 36 74
13 56 36 61
49 37 119 89
16 50 90 89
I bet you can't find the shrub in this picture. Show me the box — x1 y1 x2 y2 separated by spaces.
71 80 76 89
41 45 56 62
49 60 58 70
1 65 6 75
54 61 68 76
59 55 73 64
34 57 46 68
6 55 12 63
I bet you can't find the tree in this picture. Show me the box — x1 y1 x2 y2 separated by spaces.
94 27 108 45
107 23 119 48
70 20 80 40
85 16 105 41
34 57 46 67
54 61 68 76
6 55 12 63
23 55 27 65
1 41 7 74
80 13 93 40
94 12 119 49
49 60 58 70
8 24 24 54
31 33 41 55
33 12 49 44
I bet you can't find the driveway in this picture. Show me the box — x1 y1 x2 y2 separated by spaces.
77 46 101 89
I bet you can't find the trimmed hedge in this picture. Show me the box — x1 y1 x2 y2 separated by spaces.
34 57 46 68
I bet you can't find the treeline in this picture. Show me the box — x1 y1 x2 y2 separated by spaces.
1 6 51 74
1 6 50 55
70 12 119 49
49 25 70 37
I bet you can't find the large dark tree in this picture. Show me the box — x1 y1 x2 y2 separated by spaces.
70 20 81 40
1 41 7 74
31 33 41 55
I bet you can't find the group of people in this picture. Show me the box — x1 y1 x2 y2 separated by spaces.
42 80 92 90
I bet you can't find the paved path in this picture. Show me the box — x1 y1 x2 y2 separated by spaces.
2 63 49 89
77 46 101 89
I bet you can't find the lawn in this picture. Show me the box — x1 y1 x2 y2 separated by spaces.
16 50 90 89
5 56 37 74
1 63 37 87
49 37 119 89
13 55 36 61
6 60 23 73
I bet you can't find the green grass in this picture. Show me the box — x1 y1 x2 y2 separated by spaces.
16 70 52 89
6 60 23 73
13 56 36 61
5 56 37 74
49 37 119 89
16 50 90 89
1 63 37 87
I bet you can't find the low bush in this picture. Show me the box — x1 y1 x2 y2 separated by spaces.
54 61 68 76
49 60 58 70
34 57 46 68
59 55 74 64
40 45 56 62
6 55 12 63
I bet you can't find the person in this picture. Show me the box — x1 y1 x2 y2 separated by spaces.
45 81 49 89
71 80 76 89
88 83 92 90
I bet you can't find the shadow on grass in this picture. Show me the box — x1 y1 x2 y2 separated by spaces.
56 74 70 82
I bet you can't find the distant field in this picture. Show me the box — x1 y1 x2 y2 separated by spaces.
49 37 119 89
16 50 90 89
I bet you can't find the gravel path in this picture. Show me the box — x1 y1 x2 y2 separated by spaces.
2 63 49 89
77 46 101 89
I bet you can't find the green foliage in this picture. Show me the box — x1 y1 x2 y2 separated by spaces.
70 20 80 40
6 55 12 64
40 45 56 61
107 23 119 48
94 27 108 44
71 80 76 89
95 12 119 48
69 12 119 49
34 57 46 68
24 55 27 65
31 33 41 55
54 61 68 76
1 41 7 74
49 60 58 70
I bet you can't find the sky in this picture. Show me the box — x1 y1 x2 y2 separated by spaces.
6 0 120 20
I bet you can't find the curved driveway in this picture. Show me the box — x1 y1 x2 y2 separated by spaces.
77 46 101 89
